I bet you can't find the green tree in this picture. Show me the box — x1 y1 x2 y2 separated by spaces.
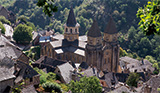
13 24 33 44
0 16 11 25
126 73 140 87
37 0 58 17
68 76 102 93
0 21 5 34
137 0 160 35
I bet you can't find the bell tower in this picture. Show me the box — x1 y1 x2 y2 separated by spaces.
85 20 103 71
102 16 120 73
64 7 80 42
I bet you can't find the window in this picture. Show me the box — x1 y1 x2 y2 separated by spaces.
66 28 68 32
75 28 77 33
134 69 137 72
30 78 33 82
70 29 72 33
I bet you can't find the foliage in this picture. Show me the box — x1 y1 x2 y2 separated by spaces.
0 16 11 25
68 76 102 93
42 82 62 93
37 0 58 17
119 47 128 57
0 21 6 34
11 82 24 93
126 73 140 87
26 22 36 31
24 46 40 61
137 0 160 35
13 24 33 44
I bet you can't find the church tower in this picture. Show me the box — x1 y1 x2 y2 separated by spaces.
102 16 120 73
85 20 103 71
64 7 80 42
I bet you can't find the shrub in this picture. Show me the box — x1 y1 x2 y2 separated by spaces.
0 21 5 34
42 82 62 93
0 16 11 25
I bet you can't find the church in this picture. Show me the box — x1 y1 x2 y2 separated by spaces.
41 7 120 73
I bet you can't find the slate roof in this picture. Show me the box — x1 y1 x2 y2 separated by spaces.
104 16 118 34
0 35 22 60
87 19 102 37
0 67 15 82
15 61 39 83
104 72 118 88
52 34 64 40
66 7 78 27
3 24 14 38
111 86 132 93
50 39 86 56
144 75 160 93
81 68 97 77
57 62 74 83
22 85 37 93
79 35 87 42
34 56 66 68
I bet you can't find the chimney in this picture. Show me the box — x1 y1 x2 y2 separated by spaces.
14 61 17 72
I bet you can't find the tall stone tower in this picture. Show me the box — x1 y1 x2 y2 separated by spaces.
64 7 80 42
85 20 103 71
102 16 120 73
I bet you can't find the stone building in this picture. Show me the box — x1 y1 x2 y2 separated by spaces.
0 5 16 23
41 7 120 73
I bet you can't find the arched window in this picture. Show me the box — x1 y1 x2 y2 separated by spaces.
70 29 72 33
66 28 68 32
75 28 77 33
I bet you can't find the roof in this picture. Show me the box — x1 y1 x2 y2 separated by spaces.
39 36 51 43
34 56 66 68
3 24 14 38
145 75 160 93
104 16 118 34
120 56 140 64
57 62 74 83
22 85 37 93
0 67 15 82
104 72 118 88
15 61 39 83
52 34 64 40
79 35 87 42
0 35 22 60
111 86 132 93
66 7 77 27
87 20 101 37
81 68 97 77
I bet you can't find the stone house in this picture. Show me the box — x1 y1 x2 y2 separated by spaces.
0 56 40 88
41 7 121 73
0 68 15 93
55 62 74 84
0 5 16 23
0 32 30 63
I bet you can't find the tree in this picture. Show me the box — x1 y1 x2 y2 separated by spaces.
0 21 5 34
0 16 11 25
137 0 160 35
68 76 102 93
37 0 58 17
126 73 140 87
13 24 33 44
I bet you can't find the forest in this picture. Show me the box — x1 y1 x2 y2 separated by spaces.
1 0 160 68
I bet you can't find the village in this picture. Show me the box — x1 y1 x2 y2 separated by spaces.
0 2 160 93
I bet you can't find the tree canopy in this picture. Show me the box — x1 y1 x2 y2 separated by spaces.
13 24 33 44
126 73 140 87
68 76 102 93
137 0 160 35
0 21 6 34
37 0 58 17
